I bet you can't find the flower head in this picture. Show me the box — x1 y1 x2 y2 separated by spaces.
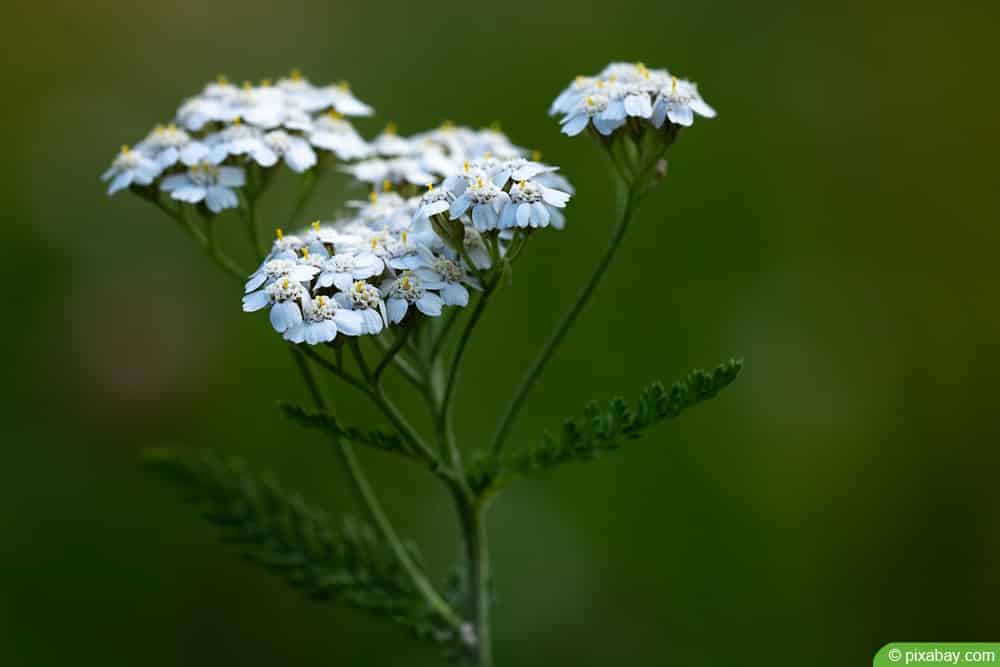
103 72 374 212
224 123 573 344
160 161 245 213
551 62 715 136
101 145 162 194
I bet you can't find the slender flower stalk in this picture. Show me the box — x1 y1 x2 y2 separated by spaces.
491 185 639 456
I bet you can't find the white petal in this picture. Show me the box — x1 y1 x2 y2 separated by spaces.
288 265 320 282
651 98 668 128
245 271 268 293
593 115 624 135
666 104 694 127
171 185 207 204
205 185 238 213
217 167 246 187
269 301 302 333
387 297 408 324
333 310 365 336
515 202 532 228
283 322 307 344
541 186 570 208
159 174 190 192
689 97 717 119
531 202 550 228
415 293 443 317
253 146 279 167
284 140 317 172
107 172 133 195
561 113 589 137
449 192 472 219
440 283 469 307
360 308 383 334
498 204 517 229
242 290 270 311
305 320 338 345
332 272 354 291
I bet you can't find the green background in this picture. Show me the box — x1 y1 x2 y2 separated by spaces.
4 1 997 665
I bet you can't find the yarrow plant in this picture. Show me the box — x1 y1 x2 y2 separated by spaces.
109 63 740 665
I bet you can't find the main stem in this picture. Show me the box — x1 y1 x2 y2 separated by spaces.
490 180 638 455
457 496 491 667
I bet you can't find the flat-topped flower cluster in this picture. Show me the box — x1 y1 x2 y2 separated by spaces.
101 71 373 210
242 151 573 345
343 122 528 188
551 62 716 136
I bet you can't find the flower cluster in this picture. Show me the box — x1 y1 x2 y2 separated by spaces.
550 62 716 136
343 122 529 188
242 149 573 345
101 71 373 211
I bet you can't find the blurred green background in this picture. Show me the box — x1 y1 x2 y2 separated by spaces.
4 0 998 665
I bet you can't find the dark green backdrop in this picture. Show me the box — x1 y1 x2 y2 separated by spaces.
4 0 997 665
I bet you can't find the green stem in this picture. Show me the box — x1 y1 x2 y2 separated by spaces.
490 183 639 456
287 164 323 229
373 328 413 386
299 346 445 472
372 333 425 391
349 339 372 381
243 193 264 262
179 205 247 281
290 348 464 633
457 497 492 666
429 306 462 362
439 282 496 471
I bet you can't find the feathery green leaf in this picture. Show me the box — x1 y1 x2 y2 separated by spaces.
143 448 456 643
471 358 742 490
279 402 418 460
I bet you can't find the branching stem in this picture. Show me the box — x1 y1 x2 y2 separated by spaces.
291 348 464 633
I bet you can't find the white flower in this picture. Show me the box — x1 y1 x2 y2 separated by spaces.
136 124 195 170
488 158 558 188
223 82 287 128
245 254 321 293
333 281 387 334
559 93 626 137
284 76 373 117
412 185 453 223
651 76 716 128
205 121 275 165
344 158 435 187
449 175 511 231
308 112 370 159
242 276 307 333
266 228 306 258
315 250 385 291
321 83 374 117
498 179 570 230
283 294 365 345
552 63 716 135
102 145 162 195
369 125 412 157
381 271 445 323
411 245 476 307
262 130 317 172
176 91 229 131
160 162 245 213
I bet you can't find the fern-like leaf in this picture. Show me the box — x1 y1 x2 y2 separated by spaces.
143 448 454 642
471 358 742 490
279 402 418 460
